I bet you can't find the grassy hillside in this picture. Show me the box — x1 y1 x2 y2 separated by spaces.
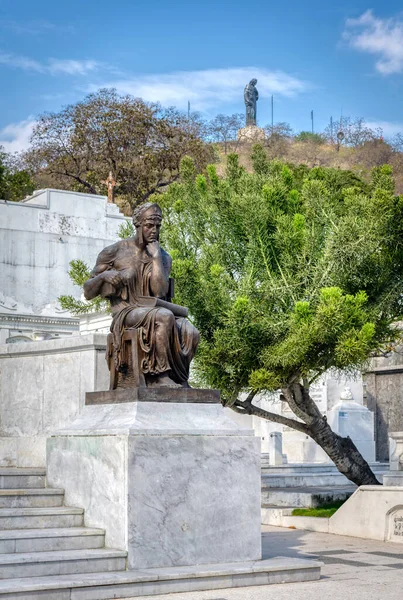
216 138 403 194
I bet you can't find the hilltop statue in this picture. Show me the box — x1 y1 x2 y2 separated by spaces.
244 79 259 126
83 202 200 389
238 79 264 141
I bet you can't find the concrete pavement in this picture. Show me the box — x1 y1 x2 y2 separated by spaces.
116 525 403 600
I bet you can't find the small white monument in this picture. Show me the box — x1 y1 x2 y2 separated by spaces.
384 431 403 486
327 387 376 462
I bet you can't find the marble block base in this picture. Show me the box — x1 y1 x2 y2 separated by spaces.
47 395 262 570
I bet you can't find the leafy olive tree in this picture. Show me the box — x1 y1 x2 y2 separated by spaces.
25 89 213 209
158 148 403 486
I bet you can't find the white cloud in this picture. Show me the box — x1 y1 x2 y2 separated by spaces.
47 59 100 76
0 119 35 153
0 52 102 76
344 10 403 74
2 19 76 36
88 67 308 111
366 120 403 137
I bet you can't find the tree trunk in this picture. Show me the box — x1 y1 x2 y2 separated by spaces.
232 383 381 487
305 416 380 486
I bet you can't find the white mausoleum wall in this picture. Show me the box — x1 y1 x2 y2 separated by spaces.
0 334 109 467
0 189 129 342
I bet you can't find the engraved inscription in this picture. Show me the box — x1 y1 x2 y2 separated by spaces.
388 508 403 542
394 516 403 537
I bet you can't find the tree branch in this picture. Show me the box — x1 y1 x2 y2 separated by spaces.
47 169 97 194
281 385 311 423
232 398 310 435
139 175 179 203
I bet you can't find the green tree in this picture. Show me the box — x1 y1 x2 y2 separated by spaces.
158 152 403 486
58 220 136 314
295 131 325 144
0 146 35 201
25 89 213 210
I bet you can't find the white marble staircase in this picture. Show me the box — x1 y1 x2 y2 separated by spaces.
0 467 127 596
0 467 322 598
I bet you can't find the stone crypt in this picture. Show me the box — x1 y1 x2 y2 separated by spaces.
0 202 321 597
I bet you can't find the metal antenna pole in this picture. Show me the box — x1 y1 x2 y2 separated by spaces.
311 110 314 133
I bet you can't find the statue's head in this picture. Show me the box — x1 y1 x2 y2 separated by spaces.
133 202 163 245
250 78 257 86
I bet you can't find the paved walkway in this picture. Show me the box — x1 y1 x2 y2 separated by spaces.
117 525 403 600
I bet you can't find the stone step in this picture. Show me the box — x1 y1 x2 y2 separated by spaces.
0 507 84 530
261 472 380 487
0 528 105 554
261 506 330 532
0 469 46 490
260 460 388 474
0 548 127 580
261 506 296 526
0 489 64 508
0 557 322 599
261 485 355 507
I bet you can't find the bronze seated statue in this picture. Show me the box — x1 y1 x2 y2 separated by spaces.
84 202 200 389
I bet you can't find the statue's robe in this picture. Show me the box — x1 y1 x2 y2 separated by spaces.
91 239 199 384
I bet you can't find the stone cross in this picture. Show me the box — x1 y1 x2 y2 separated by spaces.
102 171 116 204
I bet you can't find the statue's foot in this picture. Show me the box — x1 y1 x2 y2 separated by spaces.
147 374 182 388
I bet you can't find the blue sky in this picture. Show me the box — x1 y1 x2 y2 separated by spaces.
1 0 403 151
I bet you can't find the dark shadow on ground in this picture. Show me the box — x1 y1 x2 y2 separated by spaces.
262 527 319 560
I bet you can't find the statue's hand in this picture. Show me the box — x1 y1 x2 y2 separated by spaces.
146 241 162 258
102 270 122 287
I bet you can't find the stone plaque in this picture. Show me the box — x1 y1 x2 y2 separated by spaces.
388 507 403 542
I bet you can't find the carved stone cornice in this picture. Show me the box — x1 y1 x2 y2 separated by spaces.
0 313 79 327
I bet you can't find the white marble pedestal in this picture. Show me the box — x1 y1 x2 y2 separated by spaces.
47 390 262 571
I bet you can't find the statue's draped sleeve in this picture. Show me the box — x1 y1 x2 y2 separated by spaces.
88 242 121 299
89 242 119 277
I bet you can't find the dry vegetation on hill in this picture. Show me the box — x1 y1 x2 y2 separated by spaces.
215 138 403 194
